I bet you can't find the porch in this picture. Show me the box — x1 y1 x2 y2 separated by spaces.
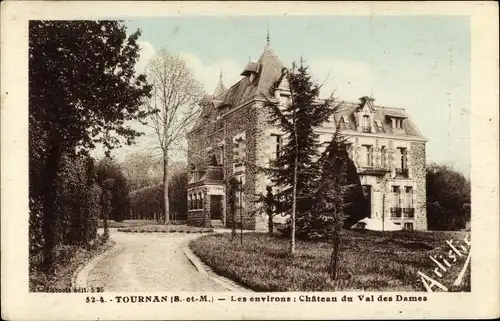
186 166 226 228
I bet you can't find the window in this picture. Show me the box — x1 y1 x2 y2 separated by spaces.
405 186 413 208
391 186 402 218
404 187 414 218
362 115 370 133
215 115 223 130
404 222 414 231
391 118 404 129
232 132 246 167
346 143 353 159
381 146 387 167
270 134 283 161
188 194 192 210
392 186 401 207
396 147 408 177
339 117 347 131
362 145 373 167
219 144 225 166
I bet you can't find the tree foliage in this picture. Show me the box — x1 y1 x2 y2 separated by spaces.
29 20 152 272
96 158 131 222
121 151 163 191
264 61 367 244
426 163 471 230
129 169 189 221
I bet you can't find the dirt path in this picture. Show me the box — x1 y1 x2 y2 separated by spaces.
87 231 228 292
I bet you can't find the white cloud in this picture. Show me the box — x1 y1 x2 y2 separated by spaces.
307 57 375 102
135 41 156 75
179 52 242 94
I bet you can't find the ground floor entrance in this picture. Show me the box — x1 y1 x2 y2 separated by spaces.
210 195 223 220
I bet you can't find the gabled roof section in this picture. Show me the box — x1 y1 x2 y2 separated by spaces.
355 96 376 112
333 101 424 137
240 61 260 77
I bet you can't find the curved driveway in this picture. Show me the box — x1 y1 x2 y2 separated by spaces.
87 231 228 292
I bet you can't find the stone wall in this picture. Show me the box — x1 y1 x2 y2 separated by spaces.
410 142 427 230
187 187 211 227
188 101 262 230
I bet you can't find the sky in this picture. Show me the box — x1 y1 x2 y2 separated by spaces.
98 16 471 176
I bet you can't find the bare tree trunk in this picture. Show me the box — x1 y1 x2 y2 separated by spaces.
290 162 297 255
163 150 170 225
290 93 298 255
329 230 340 279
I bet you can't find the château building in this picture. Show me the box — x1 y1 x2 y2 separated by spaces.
186 39 427 231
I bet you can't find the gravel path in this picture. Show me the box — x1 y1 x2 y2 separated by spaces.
87 231 228 292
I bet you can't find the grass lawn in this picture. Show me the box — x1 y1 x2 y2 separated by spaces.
29 237 114 292
118 224 214 233
189 230 471 292
98 219 157 228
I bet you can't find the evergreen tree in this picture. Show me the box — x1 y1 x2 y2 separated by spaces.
264 60 336 252
309 128 366 278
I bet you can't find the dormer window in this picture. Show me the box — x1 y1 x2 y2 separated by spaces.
391 118 404 129
362 115 371 133
387 114 406 130
338 116 349 131
241 61 259 83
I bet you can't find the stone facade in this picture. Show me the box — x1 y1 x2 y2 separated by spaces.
186 41 428 231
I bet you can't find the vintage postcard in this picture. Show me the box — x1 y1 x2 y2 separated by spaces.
1 1 499 320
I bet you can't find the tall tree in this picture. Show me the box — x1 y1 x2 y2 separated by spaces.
426 163 471 230
144 48 205 224
264 60 337 254
311 128 365 279
29 20 152 272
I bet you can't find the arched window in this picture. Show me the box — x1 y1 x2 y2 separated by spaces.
198 192 203 209
339 117 346 131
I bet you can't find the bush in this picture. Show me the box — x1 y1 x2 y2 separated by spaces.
29 154 103 271
96 158 131 222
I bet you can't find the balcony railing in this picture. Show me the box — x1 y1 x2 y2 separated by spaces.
395 168 409 178
403 207 415 218
390 207 402 218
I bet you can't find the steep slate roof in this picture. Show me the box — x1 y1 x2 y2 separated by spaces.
212 44 284 109
213 71 227 97
333 101 424 138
